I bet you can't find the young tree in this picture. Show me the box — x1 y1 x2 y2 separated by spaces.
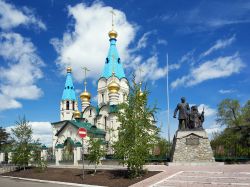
11 116 34 170
113 80 159 178
88 137 106 175
0 127 10 151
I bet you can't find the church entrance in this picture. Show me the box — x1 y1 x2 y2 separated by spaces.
61 138 74 164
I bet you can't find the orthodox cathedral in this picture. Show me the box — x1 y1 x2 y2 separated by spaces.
51 27 132 155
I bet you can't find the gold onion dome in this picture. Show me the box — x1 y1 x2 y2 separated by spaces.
80 91 91 101
108 80 120 93
139 82 143 96
73 110 81 119
108 30 118 39
139 90 143 97
67 67 72 73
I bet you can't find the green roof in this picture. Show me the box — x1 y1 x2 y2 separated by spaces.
55 144 64 148
74 141 82 147
52 120 105 137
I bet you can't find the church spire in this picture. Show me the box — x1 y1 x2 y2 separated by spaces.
62 67 77 101
101 10 125 79
61 67 78 121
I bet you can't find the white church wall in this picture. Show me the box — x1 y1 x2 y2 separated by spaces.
83 106 97 125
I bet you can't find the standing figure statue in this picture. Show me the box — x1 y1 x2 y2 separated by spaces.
189 105 205 129
173 97 190 130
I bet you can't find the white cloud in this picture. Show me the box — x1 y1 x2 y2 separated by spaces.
136 31 151 49
189 103 216 117
201 35 235 57
134 55 167 83
0 32 44 111
0 94 22 111
0 0 46 30
197 104 216 117
51 2 167 84
205 123 221 135
51 2 136 82
157 39 168 45
219 89 236 94
168 50 196 72
171 53 244 88
6 121 52 146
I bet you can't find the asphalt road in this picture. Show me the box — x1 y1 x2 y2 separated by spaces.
0 177 100 187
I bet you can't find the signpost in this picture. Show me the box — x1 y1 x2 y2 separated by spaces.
78 127 87 180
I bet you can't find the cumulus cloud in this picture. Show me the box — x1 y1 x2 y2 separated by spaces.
134 55 167 83
197 104 216 117
0 33 44 111
6 121 52 146
171 53 244 88
0 0 46 30
51 2 167 84
205 123 221 135
200 35 235 57
51 2 135 82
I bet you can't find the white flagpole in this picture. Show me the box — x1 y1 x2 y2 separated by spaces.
167 53 170 144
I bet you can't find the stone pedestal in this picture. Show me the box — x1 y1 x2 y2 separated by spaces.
171 130 215 163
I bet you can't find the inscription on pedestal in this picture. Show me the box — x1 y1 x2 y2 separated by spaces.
186 136 199 145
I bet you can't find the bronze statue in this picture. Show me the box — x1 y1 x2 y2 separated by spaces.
189 105 204 129
173 97 205 130
173 97 190 130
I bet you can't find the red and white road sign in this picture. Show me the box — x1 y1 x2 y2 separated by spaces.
78 128 87 138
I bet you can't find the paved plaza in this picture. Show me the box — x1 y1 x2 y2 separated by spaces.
1 164 250 187
152 170 250 187
132 164 250 187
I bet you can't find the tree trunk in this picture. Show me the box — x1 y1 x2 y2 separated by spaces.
94 163 97 175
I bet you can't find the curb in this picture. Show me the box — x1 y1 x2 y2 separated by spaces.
1 175 105 187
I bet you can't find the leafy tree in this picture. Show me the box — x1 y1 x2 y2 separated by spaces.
31 145 47 172
11 116 35 170
88 137 106 175
113 80 159 178
154 137 171 159
242 100 250 126
212 99 250 158
0 127 10 151
216 99 243 127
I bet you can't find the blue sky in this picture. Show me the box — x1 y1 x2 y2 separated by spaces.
0 0 249 145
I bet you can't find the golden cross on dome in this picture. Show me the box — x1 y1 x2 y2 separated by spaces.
110 9 116 29
82 67 90 91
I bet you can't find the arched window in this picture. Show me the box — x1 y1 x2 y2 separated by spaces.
72 101 75 110
66 101 69 110
104 117 107 131
101 93 104 103
90 109 92 116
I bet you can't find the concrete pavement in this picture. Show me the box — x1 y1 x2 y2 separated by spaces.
131 164 250 187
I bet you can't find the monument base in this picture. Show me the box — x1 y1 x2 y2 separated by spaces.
171 130 215 163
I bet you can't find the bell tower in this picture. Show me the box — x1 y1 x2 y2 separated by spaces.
60 67 78 120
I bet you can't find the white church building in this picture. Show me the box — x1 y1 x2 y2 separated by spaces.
51 28 131 155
